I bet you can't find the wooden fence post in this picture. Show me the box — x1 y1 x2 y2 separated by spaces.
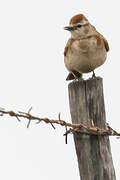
68 77 116 180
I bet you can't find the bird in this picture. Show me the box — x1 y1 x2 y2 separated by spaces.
64 14 109 81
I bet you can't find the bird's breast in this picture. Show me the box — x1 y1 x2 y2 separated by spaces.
64 38 107 73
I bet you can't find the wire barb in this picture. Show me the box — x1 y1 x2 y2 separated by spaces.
16 116 21 122
65 126 68 144
58 112 61 120
28 107 33 114
36 120 41 124
50 122 56 129
27 120 31 128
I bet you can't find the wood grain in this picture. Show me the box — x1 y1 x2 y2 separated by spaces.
68 77 116 180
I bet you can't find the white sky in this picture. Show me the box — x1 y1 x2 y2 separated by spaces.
0 0 120 179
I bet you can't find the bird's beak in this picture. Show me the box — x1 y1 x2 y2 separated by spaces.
64 26 74 31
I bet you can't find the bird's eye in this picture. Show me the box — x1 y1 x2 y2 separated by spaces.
77 24 82 28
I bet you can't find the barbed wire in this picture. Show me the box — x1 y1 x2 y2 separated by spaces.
0 108 120 143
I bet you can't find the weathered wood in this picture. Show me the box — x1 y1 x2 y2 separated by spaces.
68 77 116 180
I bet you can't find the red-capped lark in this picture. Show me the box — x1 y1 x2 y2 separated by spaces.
64 14 109 80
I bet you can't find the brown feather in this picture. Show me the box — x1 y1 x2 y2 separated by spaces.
64 38 74 56
66 71 82 81
101 35 109 52
90 25 109 52
97 34 109 52
66 73 75 80
69 14 88 25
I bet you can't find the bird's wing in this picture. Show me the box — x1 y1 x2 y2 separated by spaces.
91 25 109 52
64 38 74 56
100 34 109 52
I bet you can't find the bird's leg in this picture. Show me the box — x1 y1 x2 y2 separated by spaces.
92 70 96 78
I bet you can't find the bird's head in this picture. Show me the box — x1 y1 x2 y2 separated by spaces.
64 14 91 39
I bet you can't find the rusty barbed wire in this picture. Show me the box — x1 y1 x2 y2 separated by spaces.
0 108 120 140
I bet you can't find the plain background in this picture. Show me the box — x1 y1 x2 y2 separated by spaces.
0 0 120 179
